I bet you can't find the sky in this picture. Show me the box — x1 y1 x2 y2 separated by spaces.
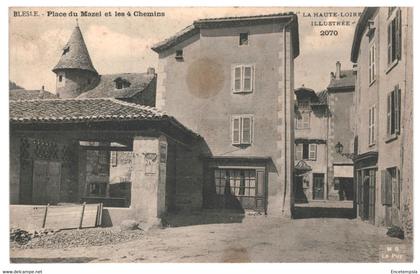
9 7 364 93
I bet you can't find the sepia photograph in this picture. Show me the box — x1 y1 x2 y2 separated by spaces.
3 3 416 271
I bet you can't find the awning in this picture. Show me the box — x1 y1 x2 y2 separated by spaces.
295 160 312 175
334 165 353 178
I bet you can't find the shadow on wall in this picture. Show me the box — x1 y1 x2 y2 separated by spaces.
161 209 245 227
292 206 356 219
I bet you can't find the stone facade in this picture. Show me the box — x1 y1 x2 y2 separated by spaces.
153 14 299 216
351 7 413 237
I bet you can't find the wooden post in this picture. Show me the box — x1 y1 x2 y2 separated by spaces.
42 203 50 228
79 202 86 229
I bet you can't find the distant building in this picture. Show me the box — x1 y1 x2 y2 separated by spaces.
351 7 413 238
293 62 355 204
326 61 355 201
294 87 329 202
52 24 156 106
152 13 300 216
9 86 58 101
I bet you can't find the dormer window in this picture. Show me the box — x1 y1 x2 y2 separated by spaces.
175 50 183 60
239 33 249 46
114 77 131 89
62 45 70 56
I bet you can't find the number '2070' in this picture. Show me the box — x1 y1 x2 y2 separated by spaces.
320 30 338 36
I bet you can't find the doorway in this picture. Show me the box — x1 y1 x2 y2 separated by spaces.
313 173 325 200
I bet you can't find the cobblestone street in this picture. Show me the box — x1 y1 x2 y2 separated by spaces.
10 211 412 263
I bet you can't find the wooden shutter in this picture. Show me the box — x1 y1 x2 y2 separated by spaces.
387 93 392 135
381 170 387 205
233 66 242 92
309 144 317 160
394 86 401 134
243 66 253 92
385 169 392 206
387 23 392 64
396 8 402 60
232 116 240 145
295 144 303 160
396 168 401 209
368 108 372 144
303 112 310 128
241 116 252 144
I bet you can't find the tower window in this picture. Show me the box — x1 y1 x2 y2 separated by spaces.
175 50 183 60
62 45 70 56
239 33 249 46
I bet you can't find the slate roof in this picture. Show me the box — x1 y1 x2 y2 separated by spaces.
53 26 97 74
152 13 299 58
10 98 166 124
327 70 356 90
312 90 328 106
77 73 155 99
10 89 58 101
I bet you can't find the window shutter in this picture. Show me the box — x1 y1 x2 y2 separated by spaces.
233 66 242 92
295 144 303 160
368 108 372 144
385 170 392 206
396 8 402 60
243 66 253 92
387 24 392 64
309 144 317 160
387 94 392 135
394 86 401 134
241 116 252 144
397 168 401 209
381 170 387 205
232 117 240 144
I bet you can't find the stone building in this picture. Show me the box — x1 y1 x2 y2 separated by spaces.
152 13 300 216
293 62 355 204
351 7 413 237
326 61 355 201
294 87 329 202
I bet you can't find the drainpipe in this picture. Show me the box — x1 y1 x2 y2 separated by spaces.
282 16 295 214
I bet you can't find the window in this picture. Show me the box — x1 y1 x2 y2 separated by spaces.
175 50 183 60
368 105 376 145
387 86 401 138
231 115 253 145
296 112 310 129
295 143 317 161
239 33 249 46
214 169 256 197
369 42 376 84
114 77 131 89
382 167 401 209
232 65 254 93
387 9 402 66
58 75 63 82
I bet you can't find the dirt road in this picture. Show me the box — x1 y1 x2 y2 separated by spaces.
10 213 412 263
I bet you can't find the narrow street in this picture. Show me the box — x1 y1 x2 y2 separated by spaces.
10 210 412 263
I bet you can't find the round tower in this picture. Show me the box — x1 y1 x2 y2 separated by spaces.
52 24 98 98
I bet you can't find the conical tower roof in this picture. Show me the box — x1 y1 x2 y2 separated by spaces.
53 25 97 74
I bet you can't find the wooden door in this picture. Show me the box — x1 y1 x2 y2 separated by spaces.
32 160 61 205
19 159 33 204
313 174 325 200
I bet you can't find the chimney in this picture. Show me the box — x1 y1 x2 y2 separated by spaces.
41 85 45 91
330 72 335 80
147 67 155 75
336 61 341 79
